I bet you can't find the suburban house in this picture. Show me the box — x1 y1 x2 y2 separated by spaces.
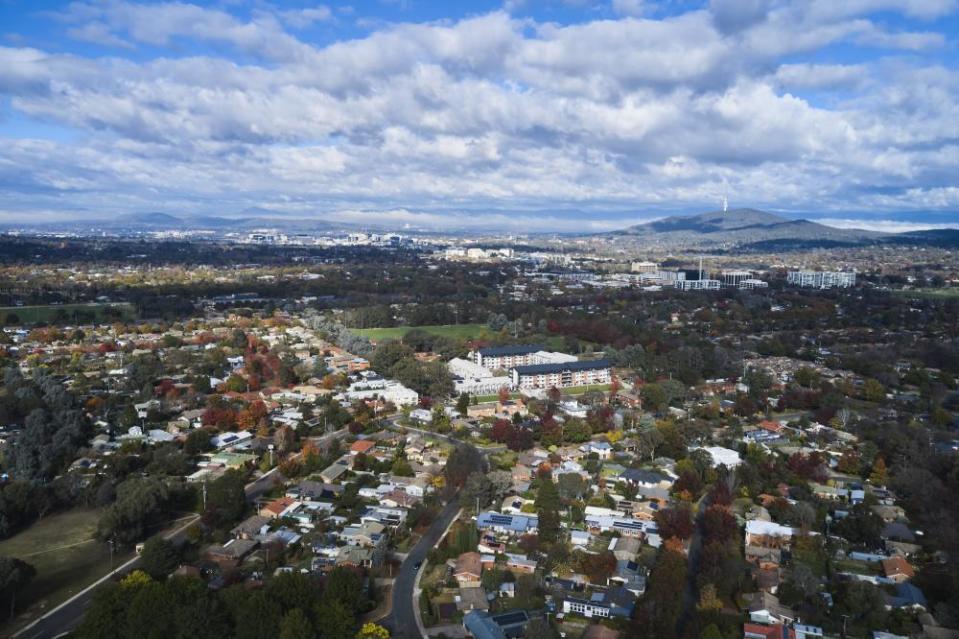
562 586 636 619
882 556 915 583
454 552 483 587
350 439 376 455
476 512 538 536
259 496 296 519
319 462 349 483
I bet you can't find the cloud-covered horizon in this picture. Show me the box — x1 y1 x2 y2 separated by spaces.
0 0 958 231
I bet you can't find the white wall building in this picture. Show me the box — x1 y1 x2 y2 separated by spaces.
787 271 856 289
511 359 611 390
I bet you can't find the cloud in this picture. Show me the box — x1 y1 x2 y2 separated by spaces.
818 218 959 233
611 0 646 17
66 21 134 48
774 63 867 89
709 0 771 34
0 0 957 229
279 5 334 29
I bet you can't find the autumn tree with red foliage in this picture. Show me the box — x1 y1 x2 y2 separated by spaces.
490 419 512 443
702 505 738 542
579 551 617 584
673 469 704 499
654 504 695 540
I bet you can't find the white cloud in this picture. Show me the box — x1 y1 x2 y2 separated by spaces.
280 5 334 29
818 218 959 233
0 0 957 229
611 0 646 18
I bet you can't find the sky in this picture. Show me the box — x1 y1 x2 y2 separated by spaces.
0 0 958 232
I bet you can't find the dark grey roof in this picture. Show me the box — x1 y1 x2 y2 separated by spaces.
513 359 611 376
478 344 544 357
620 469 668 484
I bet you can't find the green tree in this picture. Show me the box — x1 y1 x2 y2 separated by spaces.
370 340 415 375
98 477 171 544
315 599 354 639
641 384 668 413
0 556 35 619
535 477 561 543
862 378 886 402
279 608 314 639
456 392 470 416
322 567 364 615
204 469 247 528
139 537 180 579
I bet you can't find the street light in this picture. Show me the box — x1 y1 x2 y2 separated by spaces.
268 443 275 467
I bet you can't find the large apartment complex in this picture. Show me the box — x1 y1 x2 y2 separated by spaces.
787 270 856 288
511 359 612 390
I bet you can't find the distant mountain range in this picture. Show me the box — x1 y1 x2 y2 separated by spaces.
2 207 956 249
609 208 884 248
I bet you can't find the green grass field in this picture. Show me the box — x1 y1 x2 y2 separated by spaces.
893 288 959 300
351 323 489 341
0 508 132 632
472 384 612 403
0 302 136 325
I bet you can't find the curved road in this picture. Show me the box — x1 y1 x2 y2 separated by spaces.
379 498 463 639
380 422 493 639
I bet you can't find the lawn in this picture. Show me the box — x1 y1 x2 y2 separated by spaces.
351 323 488 341
473 384 612 403
0 508 133 633
0 302 136 325
893 287 959 300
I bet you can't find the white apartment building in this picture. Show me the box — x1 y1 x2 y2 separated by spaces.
511 359 611 390
675 279 721 291
787 271 856 288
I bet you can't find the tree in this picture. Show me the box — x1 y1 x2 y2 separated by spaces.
579 551 617 584
322 567 364 615
355 623 390 639
456 392 470 416
315 599 354 639
561 419 591 443
370 340 414 375
557 473 586 500
632 547 687 639
139 537 180 579
701 623 723 639
641 384 667 413
535 477 561 543
204 469 247 529
98 477 171 545
869 456 888 485
862 378 886 402
184 428 214 456
498 386 511 404
461 472 495 511
279 609 314 639
697 583 722 612
0 556 35 618
654 504 694 541
444 445 483 489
